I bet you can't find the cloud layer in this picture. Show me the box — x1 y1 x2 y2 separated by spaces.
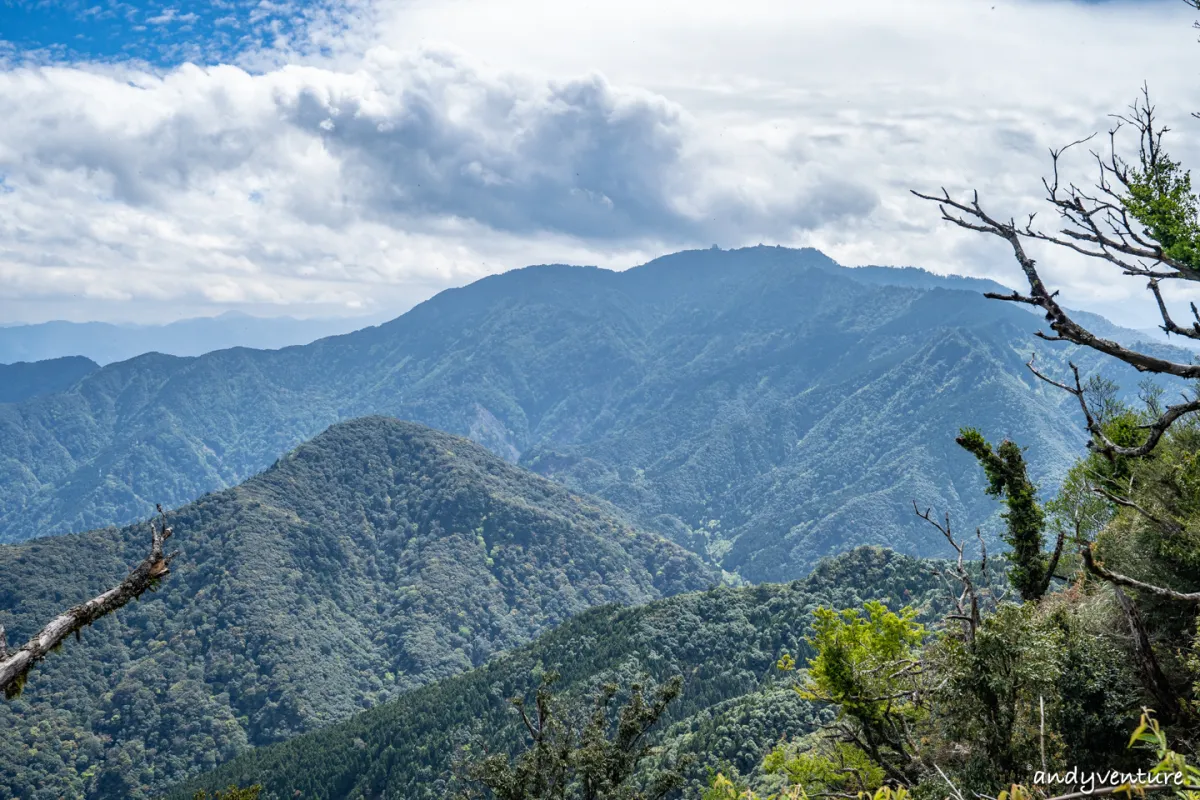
1 0 1199 326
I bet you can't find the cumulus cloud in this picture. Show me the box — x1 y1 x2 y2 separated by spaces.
1 0 1200 325
0 41 881 321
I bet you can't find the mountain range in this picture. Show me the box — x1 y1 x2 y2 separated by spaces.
0 246 1188 582
0 312 388 366
0 417 712 799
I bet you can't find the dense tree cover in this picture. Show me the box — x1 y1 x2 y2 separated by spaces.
457 673 686 800
0 247 1186 583
0 417 713 799
0 356 98 403
191 786 261 800
167 547 945 800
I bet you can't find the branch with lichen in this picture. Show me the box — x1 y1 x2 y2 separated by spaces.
0 505 177 699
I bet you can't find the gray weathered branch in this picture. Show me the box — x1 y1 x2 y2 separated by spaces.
910 187 1200 381
912 89 1200 458
0 506 177 699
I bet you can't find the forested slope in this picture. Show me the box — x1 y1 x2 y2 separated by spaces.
0 247 1186 580
0 417 712 799
169 547 944 800
0 356 98 403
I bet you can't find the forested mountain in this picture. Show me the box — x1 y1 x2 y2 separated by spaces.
0 313 383 366
0 247 1186 580
169 547 943 800
0 356 98 403
0 417 712 799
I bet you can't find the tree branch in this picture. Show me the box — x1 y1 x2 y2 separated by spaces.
1038 524 1067 598
911 187 1200 381
1092 485 1185 537
912 93 1200 457
0 506 177 699
914 502 984 638
1110 583 1180 722
1080 543 1200 603
1025 354 1200 459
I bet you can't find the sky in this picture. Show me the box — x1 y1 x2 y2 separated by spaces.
0 0 1198 327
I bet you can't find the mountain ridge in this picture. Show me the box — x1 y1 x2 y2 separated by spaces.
0 415 713 799
0 355 99 403
0 247 1188 582
0 313 391 366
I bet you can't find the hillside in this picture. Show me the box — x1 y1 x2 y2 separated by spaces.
0 247 1187 579
0 313 387 366
169 547 943 800
0 417 713 799
0 356 98 403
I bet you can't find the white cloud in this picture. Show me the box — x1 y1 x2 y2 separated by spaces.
2 0 1200 326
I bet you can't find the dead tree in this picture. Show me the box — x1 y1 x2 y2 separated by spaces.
912 89 1200 455
0 506 177 699
914 503 1009 642
911 86 1200 602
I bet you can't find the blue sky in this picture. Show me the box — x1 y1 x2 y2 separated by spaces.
0 1 336 65
0 0 1153 67
0 0 1198 326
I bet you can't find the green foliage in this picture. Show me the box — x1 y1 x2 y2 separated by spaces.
1074 405 1200 585
0 417 713 799
1121 142 1200 269
806 709 1200 800
458 672 685 800
925 603 1067 785
760 602 928 792
743 592 1155 799
800 602 924 731
1129 709 1200 799
955 429 1047 601
0 247 1181 584
167 547 945 800
192 785 262 800
761 738 884 796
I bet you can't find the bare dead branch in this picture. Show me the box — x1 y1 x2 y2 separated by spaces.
1025 353 1200 459
1148 279 1200 340
911 187 1200 380
911 87 1200 465
914 502 982 638
1110 583 1181 722
1038 524 1067 598
1080 543 1200 602
0 506 178 699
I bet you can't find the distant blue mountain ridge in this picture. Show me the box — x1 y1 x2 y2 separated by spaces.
0 311 390 366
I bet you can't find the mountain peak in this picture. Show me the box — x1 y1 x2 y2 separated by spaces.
0 413 714 796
